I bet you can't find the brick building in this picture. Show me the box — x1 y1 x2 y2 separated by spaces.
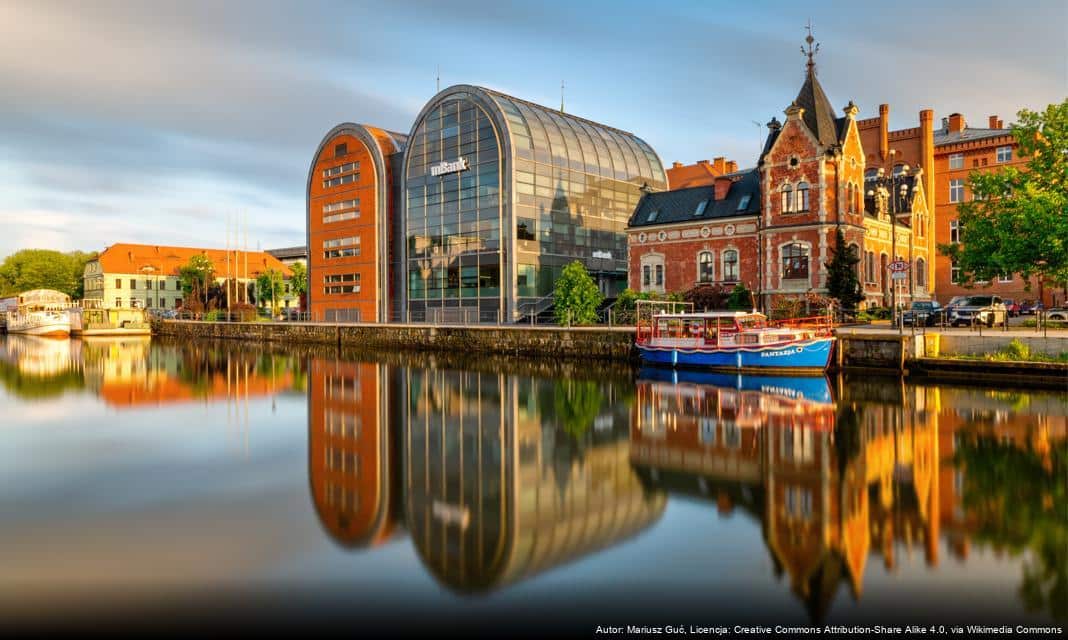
306 124 407 323
629 41 931 311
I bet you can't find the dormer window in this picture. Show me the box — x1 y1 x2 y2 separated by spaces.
796 182 810 212
693 200 709 217
736 194 751 211
646 209 659 223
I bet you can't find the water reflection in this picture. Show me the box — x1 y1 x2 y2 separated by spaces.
0 334 303 406
631 369 1066 621
307 357 667 591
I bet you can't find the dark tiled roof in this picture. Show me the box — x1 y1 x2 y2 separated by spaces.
934 127 1013 146
627 169 761 229
794 69 839 147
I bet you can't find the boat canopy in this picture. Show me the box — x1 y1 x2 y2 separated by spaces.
16 289 71 309
652 310 764 320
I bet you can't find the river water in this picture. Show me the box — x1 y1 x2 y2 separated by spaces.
1 335 1064 634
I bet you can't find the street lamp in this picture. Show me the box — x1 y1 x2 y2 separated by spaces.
867 157 912 328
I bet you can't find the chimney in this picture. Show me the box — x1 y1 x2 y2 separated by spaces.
698 159 711 166
948 113 965 133
988 115 999 129
713 175 732 200
672 161 683 169
712 157 727 174
726 160 738 173
997 118 1004 129
879 104 890 162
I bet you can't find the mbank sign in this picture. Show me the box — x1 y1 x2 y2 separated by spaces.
429 157 469 177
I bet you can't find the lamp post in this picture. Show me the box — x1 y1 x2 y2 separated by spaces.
867 155 911 328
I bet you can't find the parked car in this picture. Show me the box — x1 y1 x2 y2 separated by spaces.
949 295 1007 327
1019 300 1045 315
942 295 968 318
902 301 943 327
1046 307 1068 321
1002 298 1020 317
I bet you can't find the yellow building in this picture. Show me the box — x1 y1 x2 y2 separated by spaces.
83 243 295 310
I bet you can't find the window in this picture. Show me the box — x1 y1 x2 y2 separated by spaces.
324 273 361 294
950 219 961 243
865 251 875 283
324 173 358 189
645 209 659 223
655 264 663 286
698 251 714 283
864 168 878 182
159 280 166 290
796 182 809 211
736 194 751 211
996 146 1012 163
129 279 137 290
722 249 739 282
782 243 809 280
951 259 961 284
998 273 1013 283
694 199 709 217
949 179 964 203
114 298 122 307
323 162 358 178
323 199 360 223
846 183 854 213
949 153 964 169
916 258 926 288
780 184 794 213
115 279 122 289
892 163 906 177
324 236 361 259
145 279 152 289
334 143 347 157
642 265 651 287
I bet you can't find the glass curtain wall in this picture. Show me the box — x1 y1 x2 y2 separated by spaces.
405 86 667 322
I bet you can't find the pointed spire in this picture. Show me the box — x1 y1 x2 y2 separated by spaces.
801 19 820 76
793 22 838 147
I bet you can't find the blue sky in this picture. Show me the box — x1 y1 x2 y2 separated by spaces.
0 0 1064 257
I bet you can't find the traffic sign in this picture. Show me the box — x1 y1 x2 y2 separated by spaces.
888 260 910 272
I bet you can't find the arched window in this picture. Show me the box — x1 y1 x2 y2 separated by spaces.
855 183 862 213
879 254 889 294
722 249 739 282
892 163 906 177
781 184 794 213
916 258 926 288
782 243 809 280
797 182 810 212
640 253 665 293
698 251 714 283
864 168 878 182
865 251 875 283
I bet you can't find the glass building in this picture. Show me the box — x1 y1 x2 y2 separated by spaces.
402 85 667 322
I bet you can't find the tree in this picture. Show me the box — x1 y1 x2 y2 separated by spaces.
726 283 754 310
0 249 97 298
178 254 215 309
553 260 603 325
825 228 863 310
683 283 729 310
256 269 285 315
940 100 1068 288
288 262 308 311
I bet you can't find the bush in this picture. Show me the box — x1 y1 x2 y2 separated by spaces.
727 283 754 311
553 261 603 325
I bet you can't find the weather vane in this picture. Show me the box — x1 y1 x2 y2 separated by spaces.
801 19 820 73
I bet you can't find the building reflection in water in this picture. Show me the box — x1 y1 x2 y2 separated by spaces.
306 361 667 590
0 335 301 409
307 359 402 548
631 368 1067 621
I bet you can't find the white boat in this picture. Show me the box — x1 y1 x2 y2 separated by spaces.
5 309 72 338
5 289 73 338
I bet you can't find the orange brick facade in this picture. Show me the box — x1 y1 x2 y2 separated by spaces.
307 125 405 322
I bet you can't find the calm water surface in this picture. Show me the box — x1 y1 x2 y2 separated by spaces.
1 335 1064 633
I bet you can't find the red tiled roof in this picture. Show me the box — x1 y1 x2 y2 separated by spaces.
96 243 292 278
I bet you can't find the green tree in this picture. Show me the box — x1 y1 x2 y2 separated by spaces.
256 269 285 315
726 283 754 310
289 262 307 297
178 254 215 309
940 100 1068 288
0 249 96 298
553 260 603 325
825 228 863 310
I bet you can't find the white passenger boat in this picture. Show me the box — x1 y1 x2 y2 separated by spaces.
4 289 73 338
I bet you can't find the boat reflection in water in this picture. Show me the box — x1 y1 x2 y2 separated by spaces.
631 368 1067 622
307 358 666 590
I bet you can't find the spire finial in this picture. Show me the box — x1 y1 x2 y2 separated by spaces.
801 19 820 75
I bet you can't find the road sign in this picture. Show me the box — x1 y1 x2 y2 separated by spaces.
888 260 910 272
891 270 908 281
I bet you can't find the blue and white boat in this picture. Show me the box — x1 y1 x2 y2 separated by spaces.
636 310 835 373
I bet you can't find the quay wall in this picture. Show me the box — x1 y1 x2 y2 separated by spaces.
156 320 636 361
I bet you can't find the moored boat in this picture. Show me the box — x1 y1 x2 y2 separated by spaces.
636 308 835 373
5 289 73 338
69 301 151 337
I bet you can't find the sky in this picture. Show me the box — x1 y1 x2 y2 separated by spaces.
0 0 1064 258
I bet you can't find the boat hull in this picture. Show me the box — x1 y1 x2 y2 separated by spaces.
72 327 151 337
637 337 834 373
7 322 71 338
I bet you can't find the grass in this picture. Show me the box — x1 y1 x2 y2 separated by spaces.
948 339 1068 364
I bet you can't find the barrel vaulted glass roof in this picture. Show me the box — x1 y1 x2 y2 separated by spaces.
477 86 667 187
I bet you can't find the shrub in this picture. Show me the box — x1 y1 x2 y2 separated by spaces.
553 261 603 325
